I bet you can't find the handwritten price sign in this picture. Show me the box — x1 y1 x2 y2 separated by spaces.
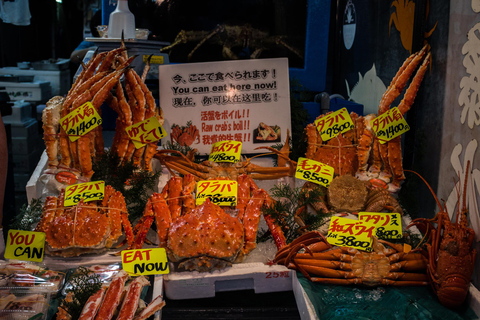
314 108 354 141
60 101 102 142
196 180 237 206
326 216 375 252
371 107 410 144
208 140 242 163
126 116 166 149
295 157 334 187
358 212 403 240
64 181 105 207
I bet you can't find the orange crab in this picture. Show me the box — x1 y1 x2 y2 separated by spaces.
170 122 201 147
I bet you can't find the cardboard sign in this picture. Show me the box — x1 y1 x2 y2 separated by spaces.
208 140 242 163
371 107 410 144
295 157 334 187
326 216 375 252
5 230 45 262
122 248 169 276
159 58 291 154
196 180 237 206
314 108 354 141
64 181 105 207
60 101 102 142
358 212 403 240
125 116 166 148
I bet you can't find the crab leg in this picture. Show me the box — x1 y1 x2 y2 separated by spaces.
161 175 183 219
78 287 106 320
35 196 58 233
94 270 129 320
132 295 166 320
181 174 196 215
116 276 150 320
149 193 172 248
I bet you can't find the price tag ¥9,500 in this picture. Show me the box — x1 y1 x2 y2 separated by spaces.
358 212 403 240
125 116 166 149
196 180 238 206
208 140 242 163
326 216 376 252
60 101 102 142
295 157 334 187
122 248 170 276
5 230 45 262
64 180 105 207
314 108 354 141
371 107 410 144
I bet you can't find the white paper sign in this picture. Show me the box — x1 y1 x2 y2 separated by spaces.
158 58 291 154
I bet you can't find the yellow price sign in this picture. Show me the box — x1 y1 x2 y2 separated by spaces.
126 116 166 149
358 212 403 240
122 248 170 276
326 216 376 252
314 108 354 141
60 101 102 142
371 107 410 144
196 180 237 206
64 180 105 207
295 157 334 187
5 230 45 262
143 55 165 65
208 140 242 163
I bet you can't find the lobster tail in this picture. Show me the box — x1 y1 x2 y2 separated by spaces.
436 273 471 309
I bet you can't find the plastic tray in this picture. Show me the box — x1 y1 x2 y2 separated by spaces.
0 291 50 320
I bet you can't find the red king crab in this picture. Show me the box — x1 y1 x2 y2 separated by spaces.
170 122 200 146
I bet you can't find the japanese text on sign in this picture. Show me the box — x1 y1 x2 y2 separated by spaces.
122 248 169 276
314 108 354 141
5 230 45 262
196 180 237 206
358 212 403 240
326 216 375 251
295 157 334 187
209 140 242 163
371 107 410 143
60 102 102 142
125 116 166 149
64 181 105 207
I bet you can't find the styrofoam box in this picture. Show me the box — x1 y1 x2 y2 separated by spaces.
0 80 51 102
7 118 38 138
0 67 71 96
1 101 33 125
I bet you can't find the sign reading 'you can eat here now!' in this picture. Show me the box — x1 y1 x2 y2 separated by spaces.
122 248 170 276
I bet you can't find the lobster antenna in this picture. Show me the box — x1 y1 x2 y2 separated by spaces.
461 161 471 222
404 169 443 211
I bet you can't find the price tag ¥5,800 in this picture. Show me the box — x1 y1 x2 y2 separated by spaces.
60 101 102 142
125 116 166 149
64 180 105 207
371 107 410 144
326 216 376 252
122 248 170 276
5 230 45 262
358 212 403 240
208 140 242 163
196 180 238 206
314 108 354 141
295 157 334 187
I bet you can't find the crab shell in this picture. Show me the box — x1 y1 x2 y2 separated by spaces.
167 198 245 272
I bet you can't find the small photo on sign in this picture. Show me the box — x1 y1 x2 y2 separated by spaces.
253 123 281 143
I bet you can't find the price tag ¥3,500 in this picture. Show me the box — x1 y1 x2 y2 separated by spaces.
358 212 403 240
60 101 102 142
122 248 170 276
64 180 105 207
125 116 166 149
5 230 45 262
326 216 376 252
371 107 410 144
208 140 242 163
295 157 334 187
196 180 238 206
314 108 354 141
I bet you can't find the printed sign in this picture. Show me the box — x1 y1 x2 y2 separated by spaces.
314 108 355 141
196 180 238 206
208 140 242 163
125 116 166 148
326 216 375 252
371 107 410 144
122 248 169 276
159 58 291 154
64 181 105 207
295 157 334 187
60 101 102 142
5 230 45 262
358 212 403 240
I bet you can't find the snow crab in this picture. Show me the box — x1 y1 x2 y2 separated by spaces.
129 173 287 271
170 121 200 146
35 185 134 257
275 231 428 286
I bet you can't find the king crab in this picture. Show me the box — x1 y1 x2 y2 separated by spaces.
170 121 201 147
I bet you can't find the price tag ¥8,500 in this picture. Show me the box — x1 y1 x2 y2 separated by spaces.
295 157 334 187
64 180 105 207
371 107 410 144
60 101 102 142
122 248 170 276
196 180 238 206
208 140 242 163
358 212 403 240
314 108 354 141
5 230 45 262
326 216 376 252
126 116 166 149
